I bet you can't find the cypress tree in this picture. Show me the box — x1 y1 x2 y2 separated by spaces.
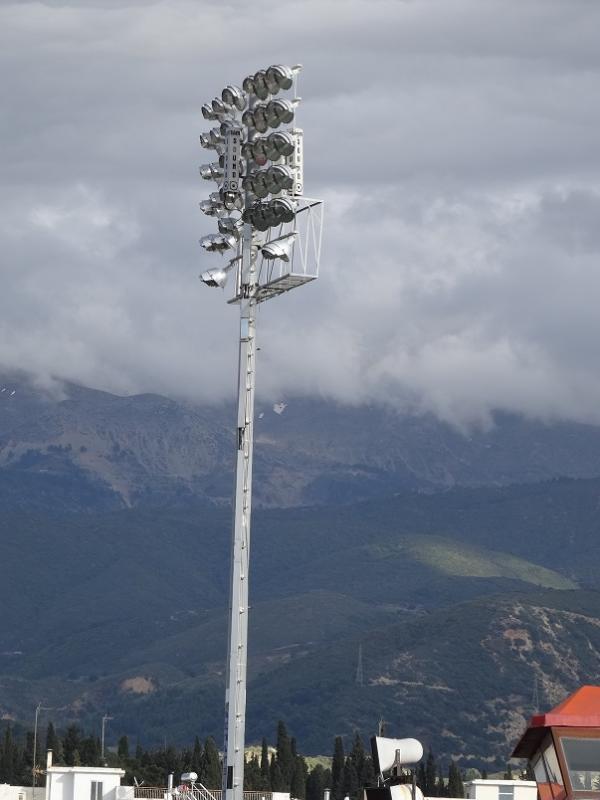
425 749 437 797
245 754 261 790
332 737 345 800
63 726 82 767
79 736 100 766
349 735 365 782
436 769 446 797
447 762 464 798
342 759 359 800
0 726 16 784
276 721 294 787
45 723 58 755
118 735 130 761
202 737 222 789
360 754 375 790
270 759 285 791
306 764 328 800
191 737 202 776
24 732 35 776
260 737 271 790
290 756 308 799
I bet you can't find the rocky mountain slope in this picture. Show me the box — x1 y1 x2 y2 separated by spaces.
5 370 600 508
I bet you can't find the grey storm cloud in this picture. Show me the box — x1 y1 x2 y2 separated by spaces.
1 0 600 425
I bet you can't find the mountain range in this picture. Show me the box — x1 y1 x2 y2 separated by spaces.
2 370 600 767
6 369 600 510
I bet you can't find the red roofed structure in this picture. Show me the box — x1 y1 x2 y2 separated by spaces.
513 686 600 800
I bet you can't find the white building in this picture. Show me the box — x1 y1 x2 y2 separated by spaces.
0 785 32 800
45 765 131 800
464 780 537 800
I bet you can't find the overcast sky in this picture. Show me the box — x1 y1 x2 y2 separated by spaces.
2 0 600 426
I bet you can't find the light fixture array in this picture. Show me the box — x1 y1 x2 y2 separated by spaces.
198 64 304 289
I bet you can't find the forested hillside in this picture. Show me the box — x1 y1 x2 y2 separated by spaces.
3 373 600 766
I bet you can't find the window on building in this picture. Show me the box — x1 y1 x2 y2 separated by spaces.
90 781 104 800
498 787 515 800
561 737 600 792
534 743 565 800
544 744 564 788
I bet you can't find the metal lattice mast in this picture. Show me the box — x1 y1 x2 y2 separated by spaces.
197 65 323 800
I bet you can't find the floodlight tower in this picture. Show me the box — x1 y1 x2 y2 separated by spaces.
197 66 323 800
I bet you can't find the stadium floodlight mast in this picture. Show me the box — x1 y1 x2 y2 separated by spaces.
197 64 323 800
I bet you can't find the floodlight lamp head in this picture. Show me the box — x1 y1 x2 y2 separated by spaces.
201 103 218 121
261 232 297 262
209 127 224 147
222 85 246 111
242 170 269 199
200 233 236 253
199 268 228 288
271 196 296 223
243 202 270 231
212 97 234 117
222 190 243 210
199 254 240 288
199 130 224 153
266 98 297 128
253 70 270 100
242 75 255 95
253 104 269 134
267 130 295 158
199 199 226 217
265 164 294 193
219 119 237 136
199 162 223 181
265 64 295 93
218 217 243 239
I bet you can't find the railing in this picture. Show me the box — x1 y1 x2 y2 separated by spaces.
134 789 273 800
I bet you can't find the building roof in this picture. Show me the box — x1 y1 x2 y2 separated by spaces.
46 767 125 775
513 685 600 759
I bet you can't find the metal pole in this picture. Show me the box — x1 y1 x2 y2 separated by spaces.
33 702 41 800
101 714 112 762
222 213 257 800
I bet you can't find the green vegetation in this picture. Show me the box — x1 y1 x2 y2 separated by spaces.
3 476 600 765
368 535 577 589
1 719 487 799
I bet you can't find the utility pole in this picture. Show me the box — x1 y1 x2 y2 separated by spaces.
101 714 113 763
33 702 53 800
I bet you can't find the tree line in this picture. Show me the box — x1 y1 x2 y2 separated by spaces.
0 719 478 799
